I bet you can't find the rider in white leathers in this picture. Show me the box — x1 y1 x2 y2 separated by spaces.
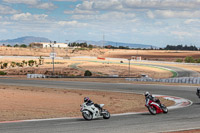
84 97 102 111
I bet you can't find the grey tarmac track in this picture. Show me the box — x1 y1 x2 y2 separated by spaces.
0 79 200 133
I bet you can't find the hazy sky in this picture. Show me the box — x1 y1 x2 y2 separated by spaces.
0 0 200 47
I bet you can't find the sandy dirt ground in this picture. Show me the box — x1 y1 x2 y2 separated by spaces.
0 48 197 132
102 49 200 61
78 61 173 78
0 84 174 121
0 48 200 78
0 47 200 61
1 57 173 78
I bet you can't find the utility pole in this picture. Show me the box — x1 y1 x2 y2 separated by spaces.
128 58 131 76
53 41 56 75
50 41 56 75
103 34 105 48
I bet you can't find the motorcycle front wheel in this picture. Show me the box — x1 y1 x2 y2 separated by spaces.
102 109 110 119
82 111 93 120
161 105 168 114
148 106 157 115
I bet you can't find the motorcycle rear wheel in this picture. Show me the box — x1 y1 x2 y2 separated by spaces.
148 106 157 115
82 111 93 120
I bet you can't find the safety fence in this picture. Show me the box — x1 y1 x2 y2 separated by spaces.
126 77 200 84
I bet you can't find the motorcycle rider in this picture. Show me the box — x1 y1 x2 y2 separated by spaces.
84 97 102 111
144 92 162 107
197 88 200 98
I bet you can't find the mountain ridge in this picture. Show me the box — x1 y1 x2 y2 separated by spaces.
0 36 51 46
0 36 156 48
75 40 156 48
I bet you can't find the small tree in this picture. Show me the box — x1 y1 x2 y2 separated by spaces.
176 59 183 63
16 63 21 67
14 44 19 47
11 62 16 67
28 60 35 67
22 60 26 67
0 71 7 75
84 70 92 76
0 62 2 69
3 63 8 69
38 56 44 65
185 56 195 63
20 44 27 48
195 58 200 63
34 60 37 66
88 44 93 49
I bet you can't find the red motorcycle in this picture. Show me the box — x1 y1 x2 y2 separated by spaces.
145 100 168 115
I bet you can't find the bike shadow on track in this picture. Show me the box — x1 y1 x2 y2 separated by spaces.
74 118 105 122
139 113 153 116
192 102 200 106
139 113 168 116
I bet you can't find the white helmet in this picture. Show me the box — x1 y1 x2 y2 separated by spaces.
144 91 150 97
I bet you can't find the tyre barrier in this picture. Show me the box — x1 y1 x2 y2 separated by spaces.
126 77 200 84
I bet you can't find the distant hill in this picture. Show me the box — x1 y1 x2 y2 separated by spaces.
0 36 51 46
75 40 156 49
0 36 156 48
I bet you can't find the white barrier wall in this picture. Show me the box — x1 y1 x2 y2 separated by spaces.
126 77 200 84
27 74 46 78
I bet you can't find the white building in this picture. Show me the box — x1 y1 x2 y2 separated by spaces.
30 42 68 48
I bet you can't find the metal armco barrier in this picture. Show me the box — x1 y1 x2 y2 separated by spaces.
126 77 200 84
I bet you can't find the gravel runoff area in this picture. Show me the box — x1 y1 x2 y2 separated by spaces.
0 84 174 122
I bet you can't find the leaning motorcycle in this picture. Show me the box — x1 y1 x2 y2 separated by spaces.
80 103 110 120
196 88 200 98
145 100 168 115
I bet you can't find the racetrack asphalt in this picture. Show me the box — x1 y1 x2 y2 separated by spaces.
136 63 200 77
0 79 199 133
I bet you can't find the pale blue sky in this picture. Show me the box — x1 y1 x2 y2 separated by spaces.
0 0 200 47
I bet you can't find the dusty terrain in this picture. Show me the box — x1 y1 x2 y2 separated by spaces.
0 47 198 132
102 49 200 61
0 47 200 78
0 84 174 121
1 57 173 78
1 47 200 61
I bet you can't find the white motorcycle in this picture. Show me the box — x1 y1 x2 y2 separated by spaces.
80 102 110 120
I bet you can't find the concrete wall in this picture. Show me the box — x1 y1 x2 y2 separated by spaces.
27 74 46 78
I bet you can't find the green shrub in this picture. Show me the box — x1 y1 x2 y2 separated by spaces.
0 71 7 75
20 44 27 48
185 56 195 63
14 44 19 47
84 70 92 76
3 63 8 68
28 60 35 67
176 59 183 62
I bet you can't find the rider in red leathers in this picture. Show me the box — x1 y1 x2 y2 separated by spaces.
144 92 162 107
